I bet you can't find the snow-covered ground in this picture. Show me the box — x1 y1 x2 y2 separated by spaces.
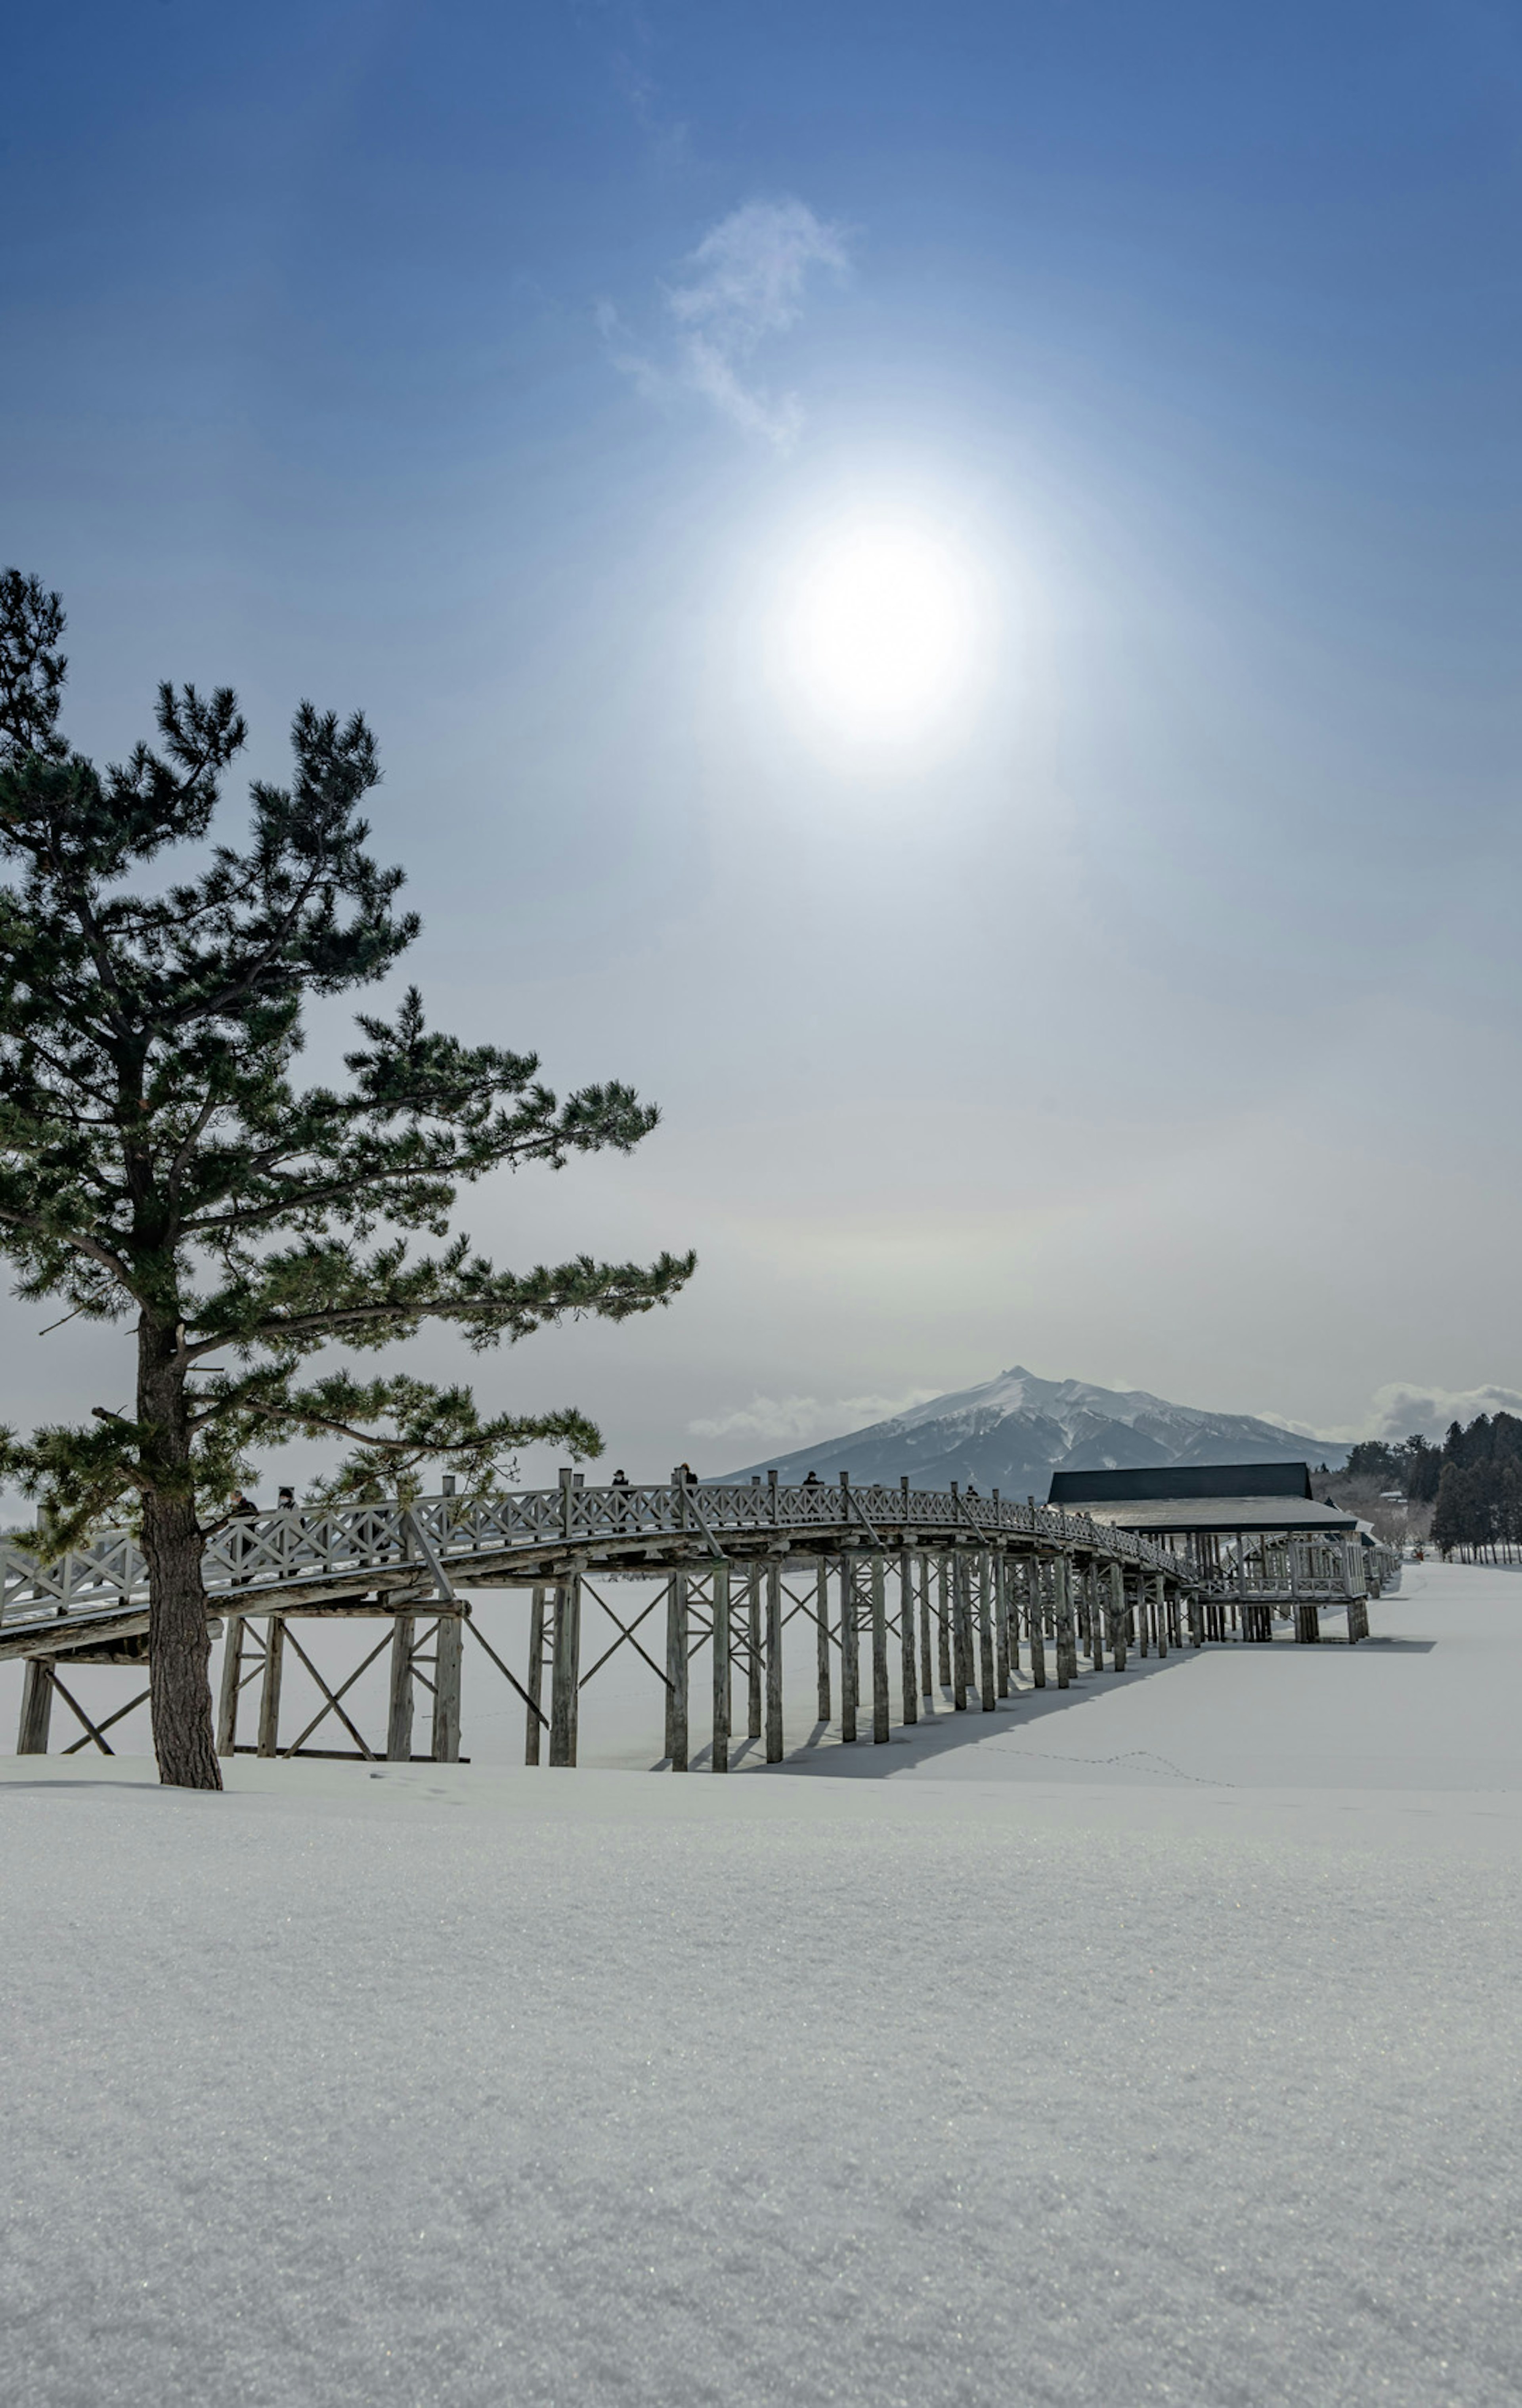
3 1561 1520 2406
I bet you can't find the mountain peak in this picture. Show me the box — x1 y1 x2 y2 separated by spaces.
716 1367 1338 1489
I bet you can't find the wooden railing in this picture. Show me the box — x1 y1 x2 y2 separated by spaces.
2 1476 1190 1643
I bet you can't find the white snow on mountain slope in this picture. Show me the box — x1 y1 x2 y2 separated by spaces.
719 1363 1339 1487
2 1563 1518 2408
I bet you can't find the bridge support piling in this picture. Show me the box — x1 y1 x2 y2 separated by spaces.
870 1554 890 1743
1029 1563 1046 1688
977 1555 996 1710
950 1554 969 1710
994 1554 1011 1698
386 1613 416 1761
666 1572 690 1770
899 1548 918 1726
1107 1561 1126 1673
1052 1557 1071 1688
712 1562 731 1771
433 1613 463 1762
216 1615 245 1753
1153 1575 1168 1659
525 1588 547 1765
918 1554 935 1704
937 1558 952 1691
548 1577 581 1768
765 1562 784 1762
746 1569 763 1742
256 1619 285 1756
17 1658 53 1754
815 1561 832 1725
840 1556 859 1742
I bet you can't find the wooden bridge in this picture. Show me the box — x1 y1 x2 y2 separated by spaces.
1 1472 1374 1766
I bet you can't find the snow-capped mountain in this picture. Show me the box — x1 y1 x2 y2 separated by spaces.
716 1366 1344 1494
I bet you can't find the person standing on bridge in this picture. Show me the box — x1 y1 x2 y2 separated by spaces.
228 1491 258 1585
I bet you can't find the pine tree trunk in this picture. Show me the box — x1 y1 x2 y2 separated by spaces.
139 1325 222 1791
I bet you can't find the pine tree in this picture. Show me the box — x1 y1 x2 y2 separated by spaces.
0 571 694 1787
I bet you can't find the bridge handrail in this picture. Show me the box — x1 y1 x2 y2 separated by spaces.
0 1480 1189 1632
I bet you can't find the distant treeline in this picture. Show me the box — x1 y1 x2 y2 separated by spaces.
1346 1415 1522 1560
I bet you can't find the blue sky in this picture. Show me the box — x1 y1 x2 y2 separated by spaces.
4 0 1522 1477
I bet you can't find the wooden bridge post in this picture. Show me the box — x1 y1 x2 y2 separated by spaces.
548 1575 582 1768
524 1587 547 1764
1054 1554 1075 1687
433 1613 463 1762
1075 1563 1091 1661
765 1561 784 1762
747 1568 763 1741
918 1554 935 1704
950 1552 969 1710
711 1561 731 1770
1025 1560 1043 1687
815 1559 832 1724
216 1615 245 1754
386 1612 416 1761
899 1544 918 1725
840 1553 859 1742
1152 1574 1168 1659
17 1659 53 1754
936 1555 952 1689
256 1617 286 1756
977 1554 996 1710
1107 1560 1127 1672
1088 1563 1104 1671
870 1554 890 1743
1136 1569 1150 1658
994 1551 1011 1698
667 1572 690 1770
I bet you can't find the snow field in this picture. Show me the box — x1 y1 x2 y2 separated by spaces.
2 1563 1520 2406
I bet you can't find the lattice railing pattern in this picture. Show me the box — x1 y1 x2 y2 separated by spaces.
2 1480 1191 1638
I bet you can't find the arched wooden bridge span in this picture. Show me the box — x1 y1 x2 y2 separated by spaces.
2 1472 1375 1765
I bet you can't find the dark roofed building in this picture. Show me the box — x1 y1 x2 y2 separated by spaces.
1049 1461 1314 1507
1044 1459 1389 1637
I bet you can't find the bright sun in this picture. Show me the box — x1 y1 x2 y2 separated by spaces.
779 518 984 743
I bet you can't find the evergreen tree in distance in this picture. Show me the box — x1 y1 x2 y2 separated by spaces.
0 570 695 1788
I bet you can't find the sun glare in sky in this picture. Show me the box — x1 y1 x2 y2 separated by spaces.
777 516 987 747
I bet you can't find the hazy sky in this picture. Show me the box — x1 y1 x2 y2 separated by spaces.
4 0 1521 1487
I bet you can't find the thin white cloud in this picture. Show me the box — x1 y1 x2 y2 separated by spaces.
603 197 851 451
689 1389 937 1447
